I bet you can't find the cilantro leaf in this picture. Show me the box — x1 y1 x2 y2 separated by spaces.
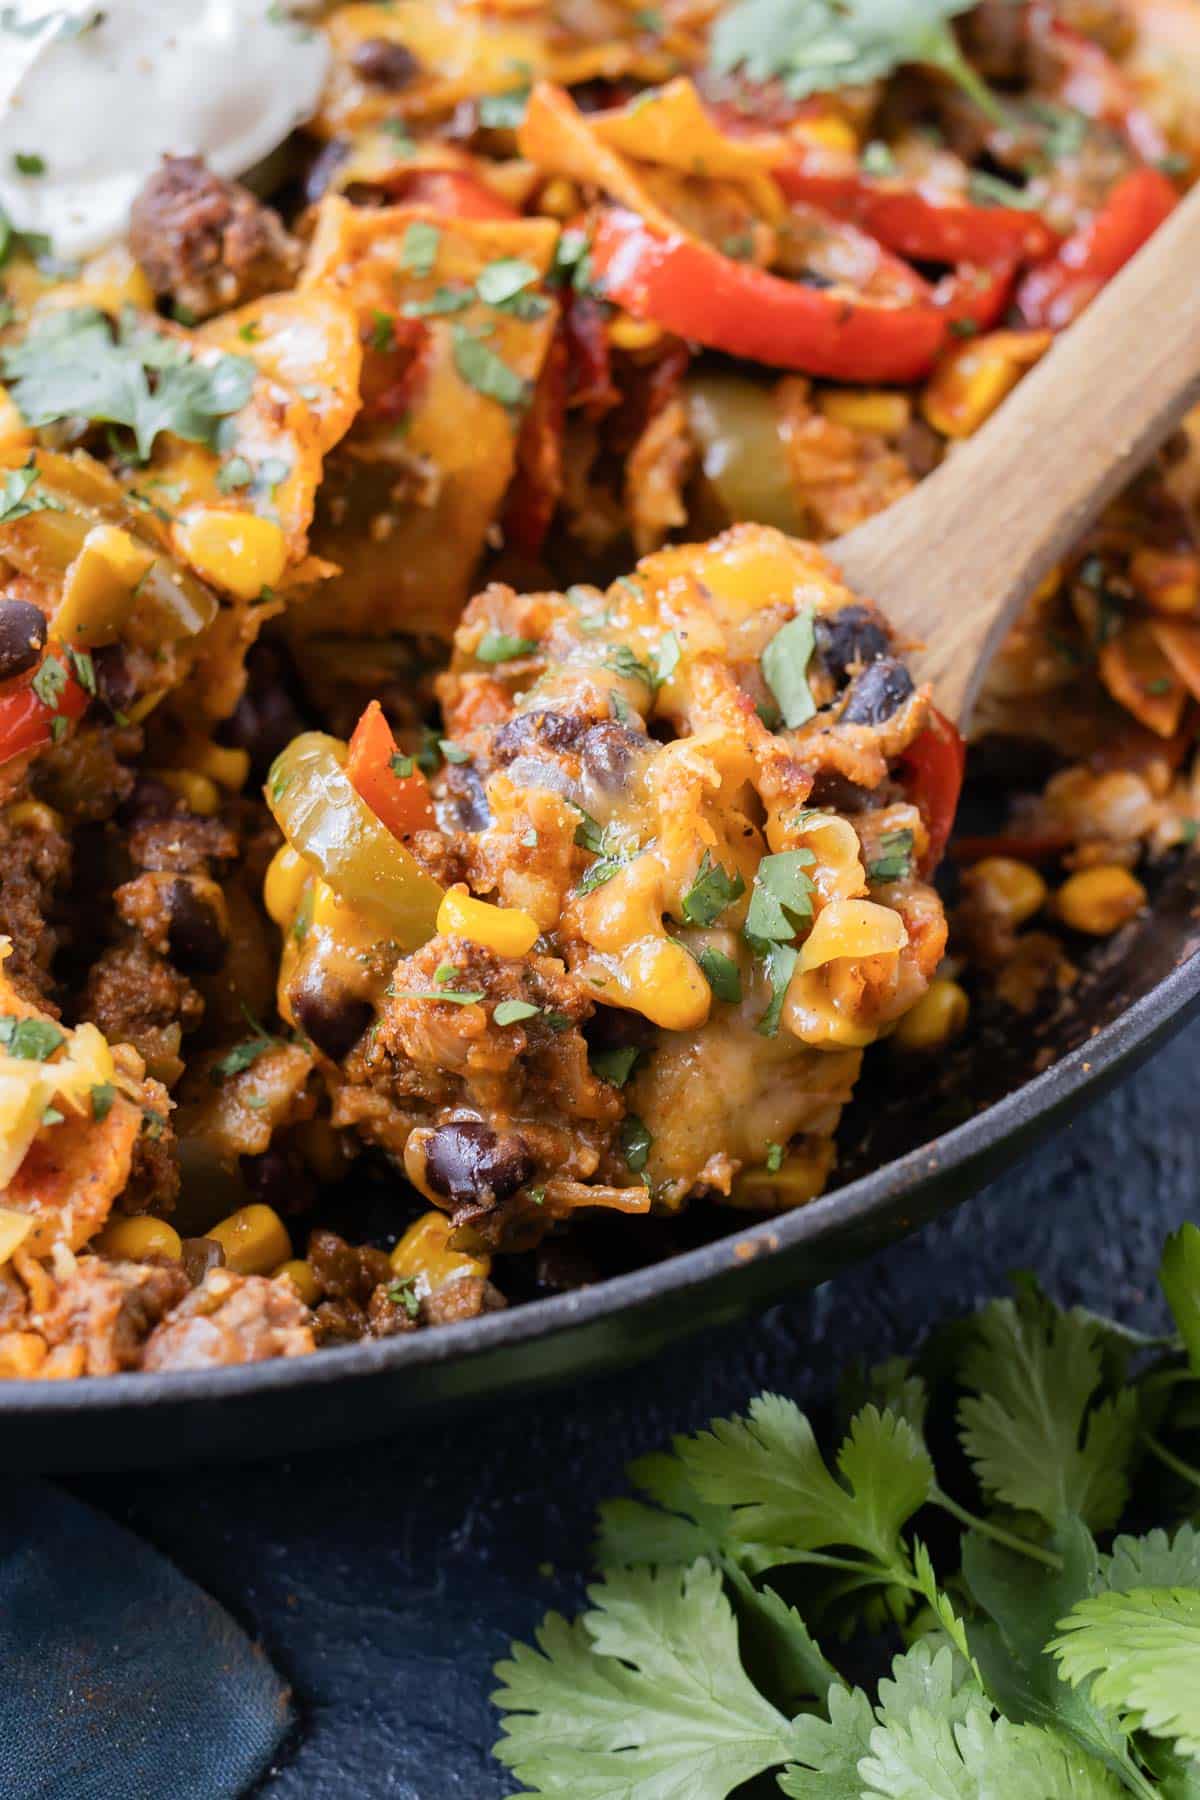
1160 1223 1200 1376
590 1044 640 1088
0 459 62 525
761 610 816 729
697 947 742 1004
681 852 745 927
745 851 815 946
400 220 440 276
857 1702 1126 1799
1051 1588 1200 1761
957 1295 1139 1530
451 325 531 409
620 1115 653 1174
757 940 798 1037
493 1562 804 1799
676 1395 932 1570
867 828 915 884
0 1014 64 1060
2 306 255 460
475 256 540 306
1104 1526 1200 1596
494 999 540 1026
476 629 538 663
210 1034 275 1084
710 0 1003 124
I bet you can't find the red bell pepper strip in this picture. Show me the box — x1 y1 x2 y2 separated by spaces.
1016 167 1177 331
347 700 437 838
776 166 1059 266
0 647 88 768
389 170 519 221
502 330 568 556
932 260 1018 334
588 207 947 383
900 707 967 875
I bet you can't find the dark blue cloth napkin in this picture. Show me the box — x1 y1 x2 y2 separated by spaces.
0 1481 293 1800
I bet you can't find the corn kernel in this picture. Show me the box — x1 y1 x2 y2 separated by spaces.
390 1209 490 1298
208 1203 292 1275
173 509 287 601
189 741 251 791
437 884 539 957
264 844 312 929
892 977 970 1051
6 801 64 834
1130 547 1200 616
1055 865 1146 936
728 1144 834 1211
539 176 580 218
95 1216 183 1262
152 768 221 817
818 389 912 437
964 857 1047 928
922 329 1052 439
792 115 858 155
273 1257 321 1307
0 1206 33 1266
608 312 665 352
622 935 711 1031
0 387 32 452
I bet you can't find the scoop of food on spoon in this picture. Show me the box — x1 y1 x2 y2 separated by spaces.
830 179 1200 728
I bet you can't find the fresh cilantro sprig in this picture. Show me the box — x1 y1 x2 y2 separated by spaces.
494 1229 1200 1797
710 0 1004 125
1 305 256 461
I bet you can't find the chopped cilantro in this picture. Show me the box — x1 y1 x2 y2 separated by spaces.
401 284 473 319
369 310 396 352
572 807 605 855
602 643 656 688
477 629 539 663
969 169 1039 210
867 827 915 884
440 739 471 765
1 304 255 461
40 1104 63 1126
216 455 253 493
745 851 816 946
762 609 817 729
697 946 743 1004
400 220 440 277
0 459 62 525
619 1115 653 1173
476 257 540 307
494 999 541 1027
389 752 415 779
0 1015 64 1060
681 852 745 927
478 88 530 130
757 940 798 1037
31 653 67 710
451 325 531 409
765 1140 785 1172
90 1081 116 1122
590 1045 641 1088
394 984 486 1006
67 646 96 695
210 1034 275 1084
13 152 45 177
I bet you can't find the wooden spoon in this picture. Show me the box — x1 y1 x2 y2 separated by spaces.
831 181 1200 725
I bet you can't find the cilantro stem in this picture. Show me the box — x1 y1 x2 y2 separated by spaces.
1142 1431 1200 1492
1138 1364 1195 1397
931 1487 1062 1571
773 1547 922 1591
925 33 1006 126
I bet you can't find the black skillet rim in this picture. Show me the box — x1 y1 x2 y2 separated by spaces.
2 934 1197 1421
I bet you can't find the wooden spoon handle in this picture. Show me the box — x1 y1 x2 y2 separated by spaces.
832 181 1200 723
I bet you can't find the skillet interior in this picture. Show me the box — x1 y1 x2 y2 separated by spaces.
3 846 1198 1474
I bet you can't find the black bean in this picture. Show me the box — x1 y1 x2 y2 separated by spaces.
424 1120 534 1208
93 643 137 715
292 971 373 1061
440 762 490 831
240 1146 314 1217
0 599 47 681
813 605 890 685
580 721 644 791
350 36 421 88
166 879 227 973
491 709 586 764
121 777 178 824
840 658 914 726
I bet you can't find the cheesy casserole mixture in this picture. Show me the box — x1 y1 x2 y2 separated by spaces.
0 0 1194 1377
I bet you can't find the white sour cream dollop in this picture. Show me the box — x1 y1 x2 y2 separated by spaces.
0 0 329 259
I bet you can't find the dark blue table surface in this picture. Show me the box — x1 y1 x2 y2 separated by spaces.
71 1013 1200 1800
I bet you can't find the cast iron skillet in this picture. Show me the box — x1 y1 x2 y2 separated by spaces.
4 849 1199 1473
